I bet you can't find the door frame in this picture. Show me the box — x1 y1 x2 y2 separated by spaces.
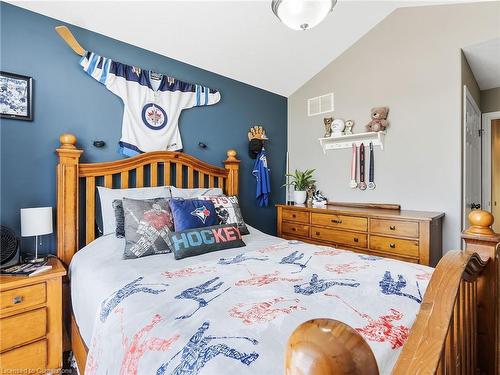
482 110 500 211
462 85 482 230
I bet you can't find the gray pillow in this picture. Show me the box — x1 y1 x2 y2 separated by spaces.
97 186 171 235
168 224 246 260
122 197 175 259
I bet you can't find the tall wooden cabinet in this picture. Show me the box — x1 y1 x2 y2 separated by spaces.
277 204 444 266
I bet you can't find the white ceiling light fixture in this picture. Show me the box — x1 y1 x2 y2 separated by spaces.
271 0 337 31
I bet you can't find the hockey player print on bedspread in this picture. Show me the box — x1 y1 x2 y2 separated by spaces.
84 240 433 375
80 52 221 155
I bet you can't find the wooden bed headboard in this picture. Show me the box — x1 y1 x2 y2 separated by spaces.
55 133 240 266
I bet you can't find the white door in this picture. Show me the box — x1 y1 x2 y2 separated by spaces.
463 86 482 228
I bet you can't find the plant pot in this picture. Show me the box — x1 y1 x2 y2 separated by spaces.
293 190 307 205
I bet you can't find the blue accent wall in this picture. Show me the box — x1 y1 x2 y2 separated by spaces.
0 3 287 256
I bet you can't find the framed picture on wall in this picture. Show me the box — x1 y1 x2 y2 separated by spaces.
0 71 33 121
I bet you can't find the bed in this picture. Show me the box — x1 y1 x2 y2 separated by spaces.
55 133 499 374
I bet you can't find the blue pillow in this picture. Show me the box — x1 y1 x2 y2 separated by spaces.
168 224 246 260
169 198 218 231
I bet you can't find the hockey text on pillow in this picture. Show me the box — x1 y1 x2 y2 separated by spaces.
170 225 242 251
80 52 221 155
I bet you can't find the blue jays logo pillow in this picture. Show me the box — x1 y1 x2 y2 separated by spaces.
168 224 246 260
169 198 218 231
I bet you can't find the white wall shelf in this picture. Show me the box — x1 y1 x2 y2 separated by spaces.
319 131 386 153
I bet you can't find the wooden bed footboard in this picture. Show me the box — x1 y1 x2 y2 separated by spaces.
286 210 499 375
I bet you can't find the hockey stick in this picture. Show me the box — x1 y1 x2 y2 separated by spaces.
55 26 86 56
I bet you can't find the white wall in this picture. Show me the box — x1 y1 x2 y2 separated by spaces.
288 2 500 252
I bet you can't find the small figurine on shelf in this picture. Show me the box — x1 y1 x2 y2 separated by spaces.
312 190 328 206
306 184 316 206
331 119 345 137
344 120 354 135
323 117 333 138
366 107 389 132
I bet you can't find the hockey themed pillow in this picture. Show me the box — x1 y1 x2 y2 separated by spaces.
198 195 249 235
168 198 218 231
97 185 171 235
122 198 175 259
168 224 246 260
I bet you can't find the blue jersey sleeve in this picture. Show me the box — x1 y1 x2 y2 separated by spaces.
80 52 115 88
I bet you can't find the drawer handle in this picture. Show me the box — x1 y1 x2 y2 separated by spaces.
292 214 296 218
316 231 321 236
292 228 296 231
331 219 342 224
353 238 359 243
389 243 396 249
12 296 23 305
389 225 396 230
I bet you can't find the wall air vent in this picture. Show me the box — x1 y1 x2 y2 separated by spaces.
307 92 334 116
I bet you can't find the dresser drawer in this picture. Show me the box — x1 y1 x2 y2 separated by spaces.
0 283 46 313
370 235 419 258
282 209 309 224
282 222 309 237
0 339 47 369
0 308 47 352
311 213 367 231
311 227 367 248
370 219 419 238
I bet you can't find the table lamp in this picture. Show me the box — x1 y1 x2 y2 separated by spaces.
20 207 53 263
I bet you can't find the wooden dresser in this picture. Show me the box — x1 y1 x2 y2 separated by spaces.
276 204 444 266
0 258 66 372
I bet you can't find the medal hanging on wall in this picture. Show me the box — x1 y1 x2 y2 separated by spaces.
368 142 376 190
349 143 358 188
359 143 367 190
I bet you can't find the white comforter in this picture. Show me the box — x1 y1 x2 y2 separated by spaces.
70 226 433 375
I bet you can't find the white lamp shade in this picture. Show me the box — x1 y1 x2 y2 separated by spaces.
20 207 53 237
272 0 336 31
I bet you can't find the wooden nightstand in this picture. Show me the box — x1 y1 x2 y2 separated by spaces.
0 257 66 372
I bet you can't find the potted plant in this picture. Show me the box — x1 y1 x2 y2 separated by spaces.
284 169 316 205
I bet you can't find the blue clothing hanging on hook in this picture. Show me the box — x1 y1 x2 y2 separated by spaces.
252 148 271 207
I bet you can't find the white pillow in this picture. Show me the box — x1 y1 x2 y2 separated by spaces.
97 186 172 235
170 187 223 199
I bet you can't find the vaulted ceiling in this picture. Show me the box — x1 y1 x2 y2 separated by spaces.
463 37 500 90
8 1 482 96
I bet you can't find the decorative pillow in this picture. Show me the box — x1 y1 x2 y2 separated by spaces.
168 199 218 231
122 198 175 259
198 195 249 235
112 199 125 238
97 186 171 235
168 224 246 260
170 187 223 199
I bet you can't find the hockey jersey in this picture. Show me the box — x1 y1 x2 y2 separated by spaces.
80 52 221 155
252 148 271 207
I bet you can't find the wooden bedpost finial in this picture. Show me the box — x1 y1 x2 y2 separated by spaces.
464 210 495 236
224 149 239 196
285 319 379 375
59 133 77 149
226 149 238 162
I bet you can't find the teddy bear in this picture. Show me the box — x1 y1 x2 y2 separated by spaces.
365 107 389 132
323 117 333 137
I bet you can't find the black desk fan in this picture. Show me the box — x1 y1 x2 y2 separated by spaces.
1 225 19 267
